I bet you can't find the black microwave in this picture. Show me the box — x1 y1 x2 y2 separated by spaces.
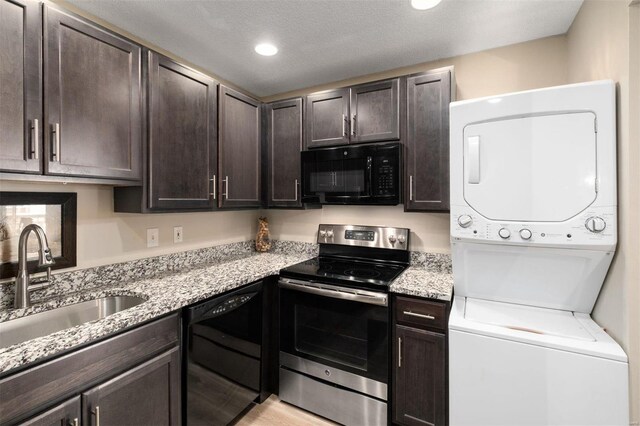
301 142 401 205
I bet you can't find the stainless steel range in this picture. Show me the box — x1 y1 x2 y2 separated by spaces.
278 224 410 426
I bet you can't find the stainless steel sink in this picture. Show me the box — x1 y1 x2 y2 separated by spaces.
0 295 146 349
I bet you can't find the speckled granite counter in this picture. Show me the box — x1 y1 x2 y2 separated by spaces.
390 252 453 301
0 241 451 375
0 241 316 375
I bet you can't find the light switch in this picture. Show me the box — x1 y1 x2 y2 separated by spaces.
174 226 183 243
147 228 159 248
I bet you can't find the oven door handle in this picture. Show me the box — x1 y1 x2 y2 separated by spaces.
278 279 388 307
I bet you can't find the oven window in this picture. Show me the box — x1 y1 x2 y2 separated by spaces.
295 305 369 370
281 288 388 383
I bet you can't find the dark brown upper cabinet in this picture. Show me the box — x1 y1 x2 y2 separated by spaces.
147 51 217 211
350 78 399 143
43 6 142 181
405 69 452 212
0 0 42 174
305 88 350 149
304 78 400 149
266 98 303 208
218 85 261 208
114 51 218 213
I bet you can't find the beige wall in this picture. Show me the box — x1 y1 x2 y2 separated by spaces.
0 180 260 274
567 1 640 422
265 35 569 252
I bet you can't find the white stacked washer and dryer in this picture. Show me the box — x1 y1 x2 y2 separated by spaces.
448 81 629 425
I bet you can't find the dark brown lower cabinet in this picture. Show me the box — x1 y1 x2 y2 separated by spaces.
20 396 80 426
82 348 180 426
1 314 180 426
393 296 449 426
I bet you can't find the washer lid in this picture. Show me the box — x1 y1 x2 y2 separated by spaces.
464 298 595 341
449 297 628 362
463 112 597 222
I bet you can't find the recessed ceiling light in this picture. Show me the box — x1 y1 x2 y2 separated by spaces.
255 43 278 56
411 0 442 10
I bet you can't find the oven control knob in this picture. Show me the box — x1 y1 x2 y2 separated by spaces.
458 214 473 228
326 229 334 238
519 229 532 240
388 234 397 244
498 228 511 239
585 217 606 233
319 230 327 238
398 235 406 244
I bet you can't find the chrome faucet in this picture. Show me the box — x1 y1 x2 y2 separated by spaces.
14 224 55 309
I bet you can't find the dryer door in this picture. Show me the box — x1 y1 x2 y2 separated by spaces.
463 112 597 222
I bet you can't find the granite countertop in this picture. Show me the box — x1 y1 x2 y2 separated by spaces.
0 241 452 376
0 244 312 375
390 252 454 301
390 266 454 301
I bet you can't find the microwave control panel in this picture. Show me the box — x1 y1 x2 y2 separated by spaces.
375 157 397 196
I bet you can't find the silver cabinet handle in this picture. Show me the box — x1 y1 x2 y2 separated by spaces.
342 113 346 137
351 114 356 136
398 337 402 368
30 119 39 159
68 418 78 426
92 406 100 426
403 310 435 320
51 123 60 162
410 175 414 201
223 176 229 199
210 174 216 199
294 179 299 201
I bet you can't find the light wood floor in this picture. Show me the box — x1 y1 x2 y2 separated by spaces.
236 395 338 426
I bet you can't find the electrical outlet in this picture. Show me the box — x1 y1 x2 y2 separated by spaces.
173 226 183 243
147 228 159 248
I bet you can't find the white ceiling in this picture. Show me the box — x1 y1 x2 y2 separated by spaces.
66 0 583 98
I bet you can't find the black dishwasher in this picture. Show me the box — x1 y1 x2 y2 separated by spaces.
183 280 267 425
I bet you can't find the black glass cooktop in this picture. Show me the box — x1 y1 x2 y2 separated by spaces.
279 256 408 291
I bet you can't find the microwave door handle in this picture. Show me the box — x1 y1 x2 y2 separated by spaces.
366 156 373 196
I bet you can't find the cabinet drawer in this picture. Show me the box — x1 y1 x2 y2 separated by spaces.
396 296 447 332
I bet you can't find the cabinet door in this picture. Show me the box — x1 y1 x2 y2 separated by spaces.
219 85 261 208
147 51 217 210
43 6 141 180
393 325 446 426
304 88 349 148
266 98 302 208
20 396 80 426
0 0 42 174
350 78 399 143
82 348 180 426
405 71 451 212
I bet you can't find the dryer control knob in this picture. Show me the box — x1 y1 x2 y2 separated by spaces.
520 229 532 240
498 228 511 239
585 217 606 233
458 215 473 228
